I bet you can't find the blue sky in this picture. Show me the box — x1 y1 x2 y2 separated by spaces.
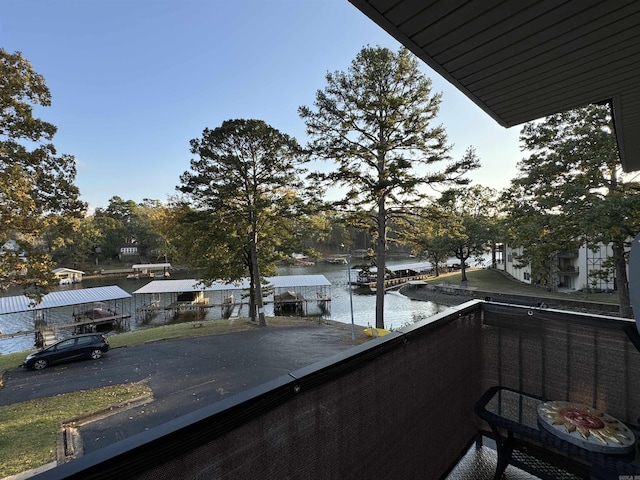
2 0 522 212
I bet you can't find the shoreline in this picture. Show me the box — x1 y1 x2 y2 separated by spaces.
399 285 471 307
399 283 620 316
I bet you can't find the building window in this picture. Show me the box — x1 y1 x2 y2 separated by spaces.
524 272 530 281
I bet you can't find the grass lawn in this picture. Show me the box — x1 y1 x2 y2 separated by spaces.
423 268 619 305
0 350 33 374
106 316 349 348
0 317 345 372
0 382 151 478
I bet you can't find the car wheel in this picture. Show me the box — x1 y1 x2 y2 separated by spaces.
33 359 48 370
90 349 103 360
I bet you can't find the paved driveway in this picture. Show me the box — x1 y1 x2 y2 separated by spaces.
0 325 358 454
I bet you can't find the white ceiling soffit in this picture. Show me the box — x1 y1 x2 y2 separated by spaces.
348 0 640 172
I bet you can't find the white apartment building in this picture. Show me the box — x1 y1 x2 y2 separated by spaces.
502 242 617 292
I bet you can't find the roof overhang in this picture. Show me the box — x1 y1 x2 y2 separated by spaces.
349 0 640 172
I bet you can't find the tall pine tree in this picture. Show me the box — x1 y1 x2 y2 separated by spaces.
300 46 478 329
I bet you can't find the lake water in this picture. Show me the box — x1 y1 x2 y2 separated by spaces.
0 260 448 355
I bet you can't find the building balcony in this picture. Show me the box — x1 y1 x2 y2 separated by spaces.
558 265 580 275
37 301 640 480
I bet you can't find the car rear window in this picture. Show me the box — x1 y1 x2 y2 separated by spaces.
75 336 96 346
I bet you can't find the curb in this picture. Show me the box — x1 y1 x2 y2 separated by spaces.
63 391 154 429
57 391 154 464
1 462 58 480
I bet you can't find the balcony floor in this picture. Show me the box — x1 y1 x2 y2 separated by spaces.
446 437 583 480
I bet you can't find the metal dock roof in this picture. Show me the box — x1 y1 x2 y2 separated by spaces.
268 275 331 288
133 275 332 295
132 263 171 270
364 262 434 274
0 286 132 315
133 279 216 294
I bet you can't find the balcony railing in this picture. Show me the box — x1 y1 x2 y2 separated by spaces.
35 301 640 480
557 250 579 259
557 265 579 275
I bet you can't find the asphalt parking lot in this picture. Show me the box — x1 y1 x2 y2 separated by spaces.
0 325 359 454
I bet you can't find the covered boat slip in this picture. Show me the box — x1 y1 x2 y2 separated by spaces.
354 261 436 289
129 263 172 279
0 286 132 346
133 275 332 320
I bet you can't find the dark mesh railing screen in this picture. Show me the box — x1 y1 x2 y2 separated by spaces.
131 313 483 480
481 302 640 424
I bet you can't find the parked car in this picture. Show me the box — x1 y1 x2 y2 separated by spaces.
23 333 109 370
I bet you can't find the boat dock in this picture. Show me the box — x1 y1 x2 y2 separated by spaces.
66 313 132 333
354 262 436 291
0 286 132 347
133 275 332 320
